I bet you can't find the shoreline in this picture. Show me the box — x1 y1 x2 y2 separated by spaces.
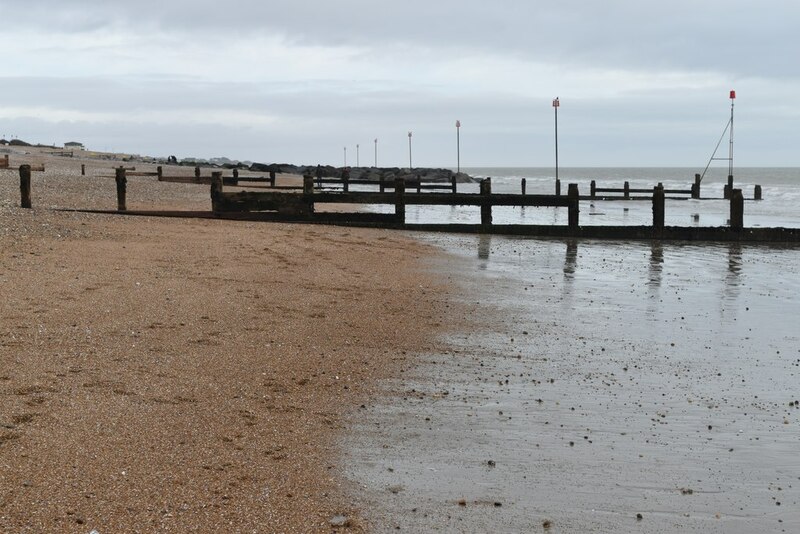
0 153 457 531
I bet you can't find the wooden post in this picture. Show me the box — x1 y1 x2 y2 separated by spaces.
303 174 315 214
480 178 492 227
521 178 527 195
451 175 457 194
115 167 127 211
269 170 276 187
692 173 701 199
232 168 239 185
81 164 85 176
1 155 8 169
194 166 201 181
343 171 350 192
19 165 32 209
754 184 762 200
555 178 561 196
157 166 163 180
395 178 406 224
590 180 596 198
652 183 665 231
567 183 579 229
730 188 744 230
624 181 630 199
210 171 223 212
416 175 421 194
379 174 385 193
724 175 733 200
303 174 314 195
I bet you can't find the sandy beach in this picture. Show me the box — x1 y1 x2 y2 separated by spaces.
0 149 455 532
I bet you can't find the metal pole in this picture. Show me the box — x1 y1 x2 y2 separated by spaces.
729 90 735 178
456 120 461 174
356 144 360 167
374 138 378 167
408 131 413 170
344 146 347 168
553 97 560 183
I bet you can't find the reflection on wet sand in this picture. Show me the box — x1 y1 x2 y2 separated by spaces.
648 240 663 288
563 239 577 279
477 233 491 263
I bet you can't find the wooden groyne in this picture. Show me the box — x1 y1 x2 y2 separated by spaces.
14 165 798 243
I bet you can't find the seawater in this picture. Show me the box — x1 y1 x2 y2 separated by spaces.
362 167 800 228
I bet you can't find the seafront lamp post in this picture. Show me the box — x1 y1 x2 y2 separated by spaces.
374 138 378 167
343 146 347 167
729 90 735 179
408 131 413 170
553 97 560 183
356 144 360 167
456 120 461 174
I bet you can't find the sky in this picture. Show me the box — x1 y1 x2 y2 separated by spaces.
1 0 798 168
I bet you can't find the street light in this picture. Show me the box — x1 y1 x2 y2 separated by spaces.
455 120 461 174
553 97 560 182
343 146 347 167
408 131 413 170
374 138 378 167
356 144 360 167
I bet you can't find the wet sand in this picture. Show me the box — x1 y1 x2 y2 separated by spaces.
0 150 454 532
344 235 800 533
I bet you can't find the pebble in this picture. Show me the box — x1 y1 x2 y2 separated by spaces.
329 515 349 527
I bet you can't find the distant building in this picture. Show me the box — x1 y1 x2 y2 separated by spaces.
65 141 85 151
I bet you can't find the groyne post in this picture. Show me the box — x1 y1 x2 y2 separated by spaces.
480 178 492 228
210 171 223 212
303 174 315 214
380 174 385 193
395 178 406 224
521 178 527 195
624 181 630 200
692 173 701 199
730 188 744 230
416 175 421 194
754 185 762 201
1 155 8 168
343 171 350 193
590 180 596 198
652 183 665 231
194 166 201 181
115 167 127 211
19 165 32 209
232 168 239 186
555 179 561 196
451 175 457 194
157 166 163 180
724 175 733 200
269 170 276 187
567 183 579 229
81 164 85 176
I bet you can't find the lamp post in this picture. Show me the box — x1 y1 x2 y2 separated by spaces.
729 90 735 179
374 138 378 167
553 97 560 183
408 131 413 170
456 120 461 174
356 144 360 167
343 146 347 168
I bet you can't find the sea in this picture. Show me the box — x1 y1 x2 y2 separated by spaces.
363 166 800 228
344 167 800 532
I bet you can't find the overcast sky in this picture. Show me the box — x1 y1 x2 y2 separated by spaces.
1 1 798 167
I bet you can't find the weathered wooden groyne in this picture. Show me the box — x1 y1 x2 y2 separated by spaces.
11 165 799 243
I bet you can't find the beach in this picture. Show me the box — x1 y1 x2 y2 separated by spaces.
0 150 455 532
2 150 799 533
